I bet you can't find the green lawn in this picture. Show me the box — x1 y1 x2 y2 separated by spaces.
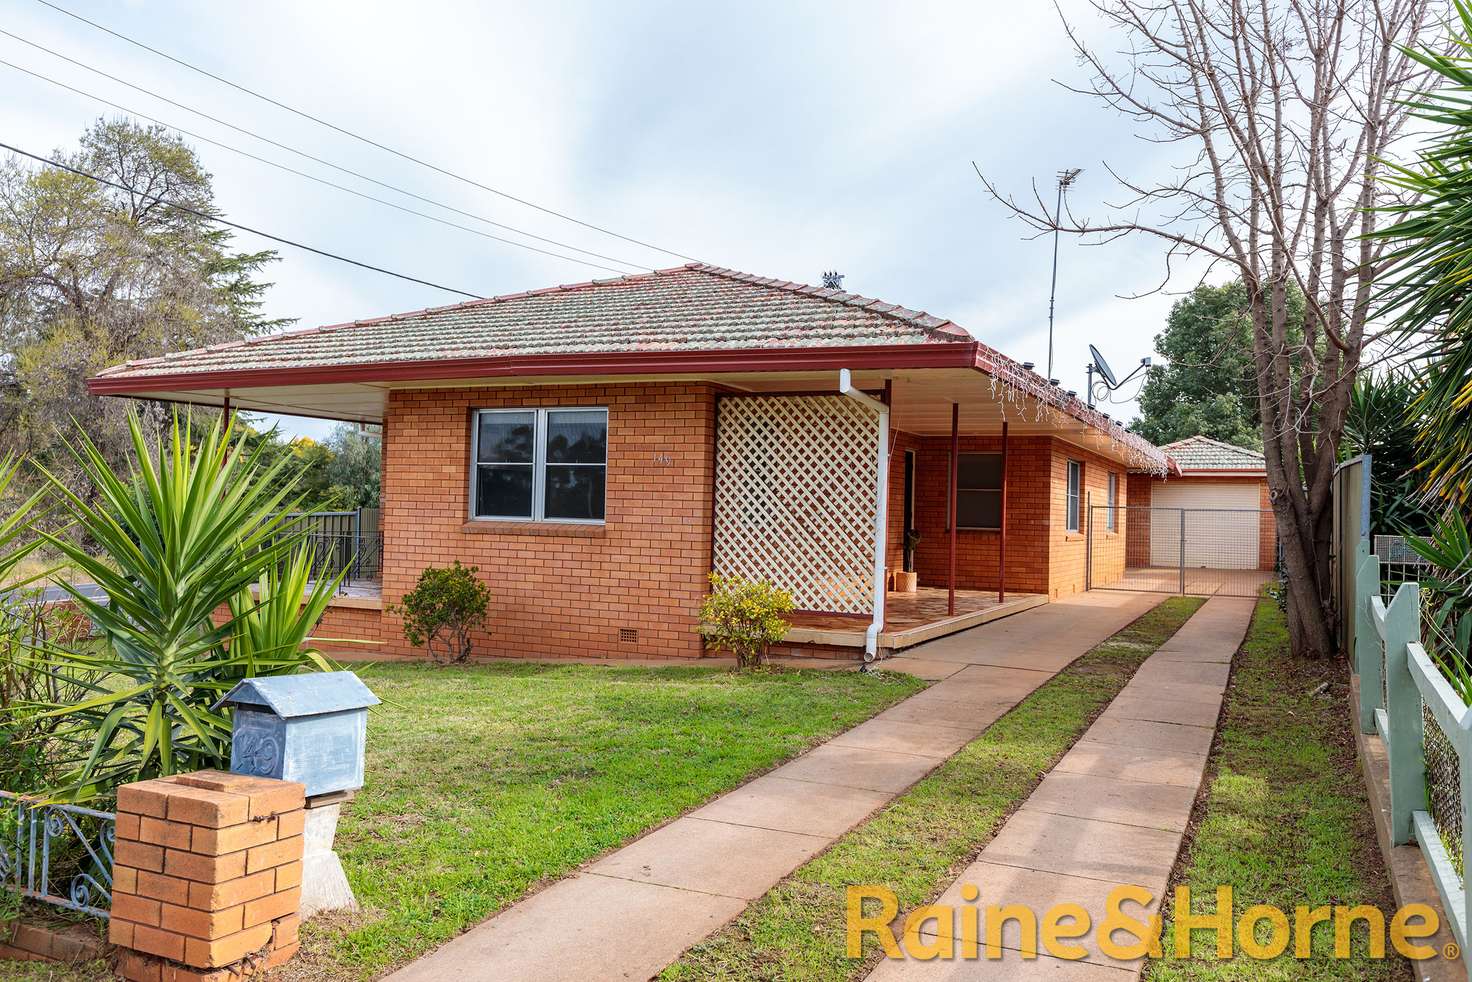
663 596 1203 982
287 662 924 980
1146 594 1408 981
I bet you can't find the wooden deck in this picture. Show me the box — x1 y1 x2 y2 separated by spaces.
786 587 1047 653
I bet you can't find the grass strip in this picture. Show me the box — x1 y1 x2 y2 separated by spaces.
663 595 1205 982
285 662 923 981
1145 594 1407 981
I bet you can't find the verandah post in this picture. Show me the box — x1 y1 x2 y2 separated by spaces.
998 420 1008 603
948 403 958 617
1384 581 1423 845
1354 542 1381 734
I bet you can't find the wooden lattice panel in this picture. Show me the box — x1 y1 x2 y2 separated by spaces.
712 395 879 614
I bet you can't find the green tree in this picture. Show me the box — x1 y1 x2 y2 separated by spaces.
324 425 381 509
0 119 284 488
1131 281 1304 449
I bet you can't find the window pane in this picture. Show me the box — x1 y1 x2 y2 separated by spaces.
475 464 533 518
477 412 534 463
958 489 1002 528
1067 461 1080 497
544 465 606 520
545 411 607 464
958 453 1003 491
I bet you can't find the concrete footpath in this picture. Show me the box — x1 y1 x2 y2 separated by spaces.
866 594 1255 981
387 592 1162 982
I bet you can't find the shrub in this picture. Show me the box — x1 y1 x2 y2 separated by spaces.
699 573 794 669
394 562 491 664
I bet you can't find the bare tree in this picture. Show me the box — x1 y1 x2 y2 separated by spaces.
980 0 1442 657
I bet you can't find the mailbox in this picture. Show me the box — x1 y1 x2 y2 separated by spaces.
215 672 379 799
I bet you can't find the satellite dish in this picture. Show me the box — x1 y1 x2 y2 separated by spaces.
1089 344 1118 388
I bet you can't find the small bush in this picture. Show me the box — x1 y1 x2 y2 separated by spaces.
699 573 794 669
394 562 491 664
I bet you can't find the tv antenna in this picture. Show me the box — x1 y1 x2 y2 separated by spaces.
1085 344 1150 408
1046 168 1083 381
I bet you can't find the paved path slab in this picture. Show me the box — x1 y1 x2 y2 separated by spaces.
865 595 1254 982
387 591 1164 982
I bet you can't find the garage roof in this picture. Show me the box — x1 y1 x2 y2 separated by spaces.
1162 435 1266 475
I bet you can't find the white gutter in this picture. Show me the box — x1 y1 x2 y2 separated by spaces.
839 368 889 661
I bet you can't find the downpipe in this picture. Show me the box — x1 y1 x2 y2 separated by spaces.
839 368 889 663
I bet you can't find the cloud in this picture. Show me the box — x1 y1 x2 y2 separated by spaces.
6 0 1208 436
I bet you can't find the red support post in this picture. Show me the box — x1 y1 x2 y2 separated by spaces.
998 420 1008 603
949 403 959 616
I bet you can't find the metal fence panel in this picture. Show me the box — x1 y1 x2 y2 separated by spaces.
1087 505 1276 597
0 792 114 919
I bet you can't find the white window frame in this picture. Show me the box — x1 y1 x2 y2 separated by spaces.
1106 472 1118 532
469 407 608 524
1065 459 1082 532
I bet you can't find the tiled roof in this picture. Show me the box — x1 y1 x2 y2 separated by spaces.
1161 435 1266 473
97 264 970 380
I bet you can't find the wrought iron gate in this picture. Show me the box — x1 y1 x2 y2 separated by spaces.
1086 505 1278 597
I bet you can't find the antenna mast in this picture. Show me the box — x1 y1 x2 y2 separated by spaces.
1047 168 1082 382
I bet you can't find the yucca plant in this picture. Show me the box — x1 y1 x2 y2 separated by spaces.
227 545 360 675
0 452 48 586
23 410 340 801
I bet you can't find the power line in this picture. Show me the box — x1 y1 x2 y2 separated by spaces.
34 0 702 263
0 56 633 277
0 140 486 300
0 30 649 273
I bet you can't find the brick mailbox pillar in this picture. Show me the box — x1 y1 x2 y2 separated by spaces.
109 770 305 981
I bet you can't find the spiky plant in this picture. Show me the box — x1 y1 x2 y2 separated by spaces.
24 410 344 801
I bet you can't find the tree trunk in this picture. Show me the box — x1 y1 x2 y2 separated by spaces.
1278 515 1337 659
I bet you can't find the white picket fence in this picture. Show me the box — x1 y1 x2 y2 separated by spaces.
1354 538 1470 972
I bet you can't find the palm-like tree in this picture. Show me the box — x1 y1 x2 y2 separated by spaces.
23 411 353 801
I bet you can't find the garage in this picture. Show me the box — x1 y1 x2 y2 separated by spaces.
1148 479 1262 569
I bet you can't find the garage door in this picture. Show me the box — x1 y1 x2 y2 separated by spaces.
1149 481 1260 569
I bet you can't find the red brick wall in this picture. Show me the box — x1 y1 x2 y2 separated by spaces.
377 383 717 660
893 435 1128 598
359 383 1145 659
314 603 384 657
906 434 1053 595
1045 442 1130 597
1126 473 1153 566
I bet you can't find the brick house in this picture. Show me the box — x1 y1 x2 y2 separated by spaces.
90 265 1167 662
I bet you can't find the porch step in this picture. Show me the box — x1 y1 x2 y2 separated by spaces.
785 593 1048 652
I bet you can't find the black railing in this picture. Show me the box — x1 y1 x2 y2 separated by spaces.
272 510 383 587
301 530 383 583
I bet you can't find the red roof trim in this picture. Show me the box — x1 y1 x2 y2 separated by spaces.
86 341 981 395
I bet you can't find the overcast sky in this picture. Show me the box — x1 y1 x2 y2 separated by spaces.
5 0 1199 440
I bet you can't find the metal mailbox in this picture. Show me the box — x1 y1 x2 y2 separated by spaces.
215 672 380 798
